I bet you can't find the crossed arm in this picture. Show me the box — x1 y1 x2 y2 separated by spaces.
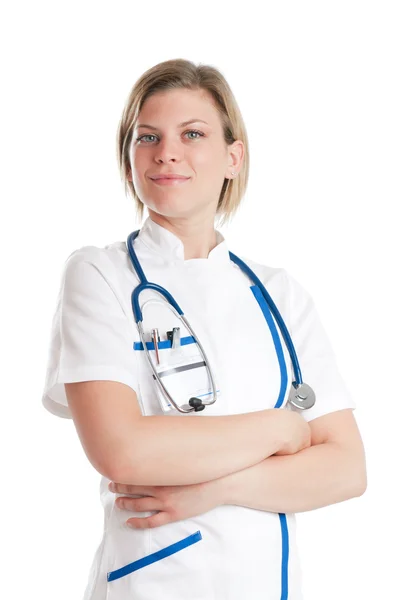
208 409 367 514
109 409 367 525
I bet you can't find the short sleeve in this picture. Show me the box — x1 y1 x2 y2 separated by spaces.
41 249 138 419
284 269 357 422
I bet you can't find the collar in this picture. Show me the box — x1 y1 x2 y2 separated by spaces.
135 216 231 266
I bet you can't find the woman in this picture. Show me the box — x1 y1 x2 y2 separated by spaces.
42 59 366 600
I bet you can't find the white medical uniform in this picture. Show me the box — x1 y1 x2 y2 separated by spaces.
42 216 357 600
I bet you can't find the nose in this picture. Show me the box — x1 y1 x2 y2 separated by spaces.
154 137 183 164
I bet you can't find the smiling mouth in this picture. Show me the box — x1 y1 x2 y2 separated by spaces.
150 176 190 181
150 177 191 185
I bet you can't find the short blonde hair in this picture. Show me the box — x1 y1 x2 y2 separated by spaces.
116 58 249 227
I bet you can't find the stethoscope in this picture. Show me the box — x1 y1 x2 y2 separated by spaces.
126 229 316 414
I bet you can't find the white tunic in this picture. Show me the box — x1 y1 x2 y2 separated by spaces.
42 216 357 600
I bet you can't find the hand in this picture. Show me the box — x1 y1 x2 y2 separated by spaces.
108 479 221 529
273 409 312 456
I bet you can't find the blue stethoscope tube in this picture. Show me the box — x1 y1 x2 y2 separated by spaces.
126 229 316 412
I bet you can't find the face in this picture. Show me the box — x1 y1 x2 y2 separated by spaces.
127 88 243 222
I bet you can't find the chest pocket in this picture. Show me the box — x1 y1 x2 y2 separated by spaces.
132 293 226 417
132 282 291 418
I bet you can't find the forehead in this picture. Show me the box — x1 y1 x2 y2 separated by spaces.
136 88 220 129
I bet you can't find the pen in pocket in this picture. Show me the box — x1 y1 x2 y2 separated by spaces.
151 328 160 365
167 327 181 351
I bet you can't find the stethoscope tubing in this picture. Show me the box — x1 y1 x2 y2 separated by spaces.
127 230 302 384
137 307 218 413
126 229 315 412
228 251 303 386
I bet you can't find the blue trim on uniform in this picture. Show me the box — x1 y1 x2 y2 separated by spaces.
196 389 220 398
250 285 288 409
133 335 197 351
107 530 203 582
250 284 290 600
279 513 290 600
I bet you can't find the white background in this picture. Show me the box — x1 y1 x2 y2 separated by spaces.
1 1 396 599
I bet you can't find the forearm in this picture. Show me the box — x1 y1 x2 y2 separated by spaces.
215 442 363 513
114 409 285 487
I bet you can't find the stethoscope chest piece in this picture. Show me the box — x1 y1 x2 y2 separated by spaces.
127 229 316 413
288 382 316 410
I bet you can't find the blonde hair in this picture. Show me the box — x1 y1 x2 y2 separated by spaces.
116 59 250 228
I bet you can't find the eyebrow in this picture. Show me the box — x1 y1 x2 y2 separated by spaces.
136 118 209 130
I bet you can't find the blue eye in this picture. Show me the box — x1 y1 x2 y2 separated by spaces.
136 130 204 143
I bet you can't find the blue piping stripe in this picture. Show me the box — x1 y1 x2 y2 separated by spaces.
134 335 196 351
196 389 220 398
107 530 203 582
279 513 290 600
250 285 288 409
250 284 290 600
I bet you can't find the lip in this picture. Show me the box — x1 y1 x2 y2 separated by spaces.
149 175 191 186
149 175 190 180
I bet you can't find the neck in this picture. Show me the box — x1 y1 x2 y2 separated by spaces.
148 210 218 260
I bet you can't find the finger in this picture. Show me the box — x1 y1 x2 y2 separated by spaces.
127 512 171 529
116 496 161 512
108 481 154 496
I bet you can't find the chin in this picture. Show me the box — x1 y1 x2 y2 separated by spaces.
146 202 194 219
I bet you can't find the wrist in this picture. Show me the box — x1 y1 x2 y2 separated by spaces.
209 470 238 506
201 472 234 506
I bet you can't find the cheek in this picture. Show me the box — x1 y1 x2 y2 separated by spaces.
131 153 146 177
130 158 153 193
193 145 218 167
193 152 226 183
193 141 227 175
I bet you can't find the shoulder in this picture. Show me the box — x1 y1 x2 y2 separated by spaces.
233 253 287 290
63 239 125 267
246 256 313 299
59 241 132 312
62 240 128 279
232 253 315 325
